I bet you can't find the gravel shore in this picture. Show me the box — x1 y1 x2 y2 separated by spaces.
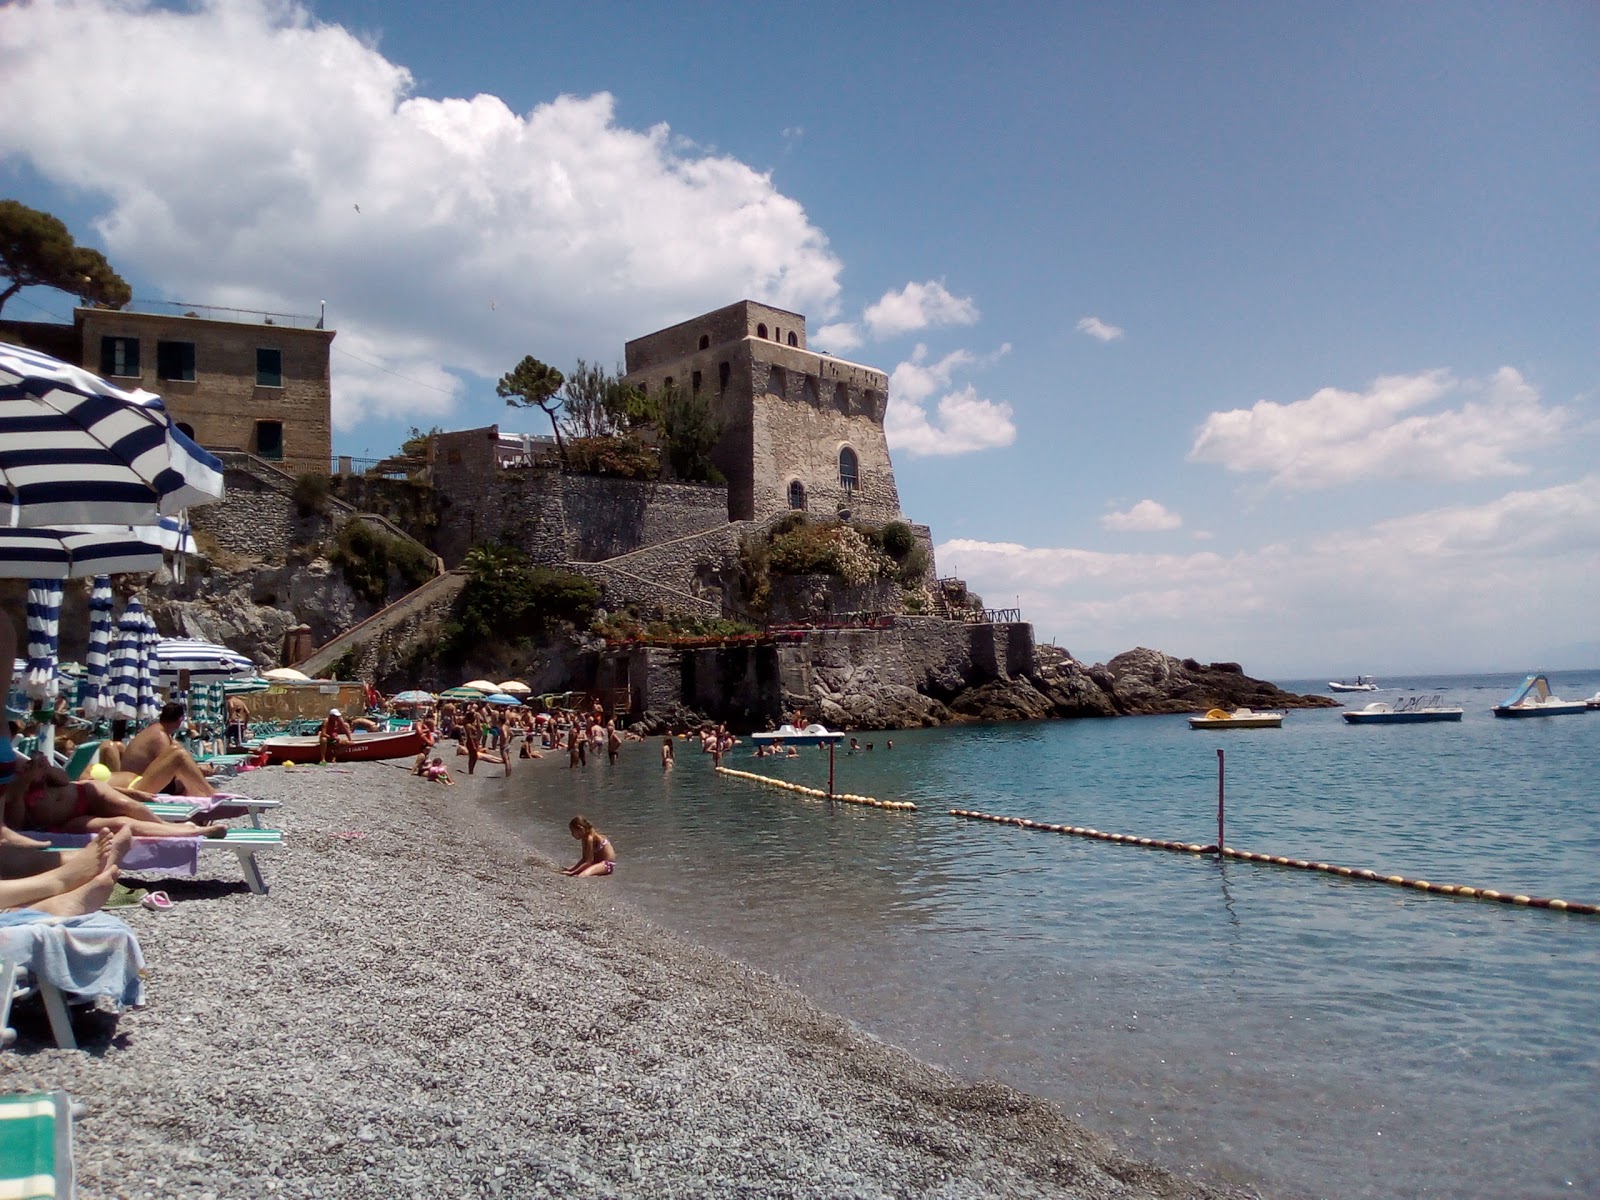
5 758 1262 1199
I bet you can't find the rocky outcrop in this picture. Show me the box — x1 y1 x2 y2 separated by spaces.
1098 647 1336 714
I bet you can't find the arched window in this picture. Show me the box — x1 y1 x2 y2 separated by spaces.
176 421 196 439
756 323 768 339
698 333 710 350
786 331 797 347
838 446 859 492
788 480 806 510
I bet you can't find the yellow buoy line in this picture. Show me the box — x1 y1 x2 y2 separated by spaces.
948 809 1599 916
716 767 917 811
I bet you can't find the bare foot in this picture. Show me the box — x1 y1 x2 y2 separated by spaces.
55 838 107 889
31 865 120 917
104 824 134 866
0 826 51 850
200 824 229 839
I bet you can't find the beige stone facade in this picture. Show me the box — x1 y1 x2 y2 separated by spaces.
73 307 334 476
622 300 903 523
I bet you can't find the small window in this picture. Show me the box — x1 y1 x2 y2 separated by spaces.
787 480 807 510
718 361 730 392
834 381 849 412
838 446 859 491
176 422 196 439
255 420 284 461
756 323 768 339
802 375 819 404
256 347 283 387
698 333 710 350
767 365 786 398
664 376 674 391
156 340 196 382
692 369 702 394
100 336 139 378
787 331 798 347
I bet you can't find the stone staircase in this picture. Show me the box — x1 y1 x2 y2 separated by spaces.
295 569 468 677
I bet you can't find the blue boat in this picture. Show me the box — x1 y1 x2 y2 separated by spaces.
1491 674 1590 718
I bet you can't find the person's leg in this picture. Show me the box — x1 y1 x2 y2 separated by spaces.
79 814 226 839
27 863 121 916
0 827 129 908
574 860 613 877
129 746 216 797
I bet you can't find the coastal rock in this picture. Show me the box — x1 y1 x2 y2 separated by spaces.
1101 647 1335 714
815 685 948 730
948 676 1055 722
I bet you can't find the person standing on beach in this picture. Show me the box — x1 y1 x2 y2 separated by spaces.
495 712 514 777
463 720 481 775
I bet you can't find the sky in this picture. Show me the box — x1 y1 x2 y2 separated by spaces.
2 0 1596 677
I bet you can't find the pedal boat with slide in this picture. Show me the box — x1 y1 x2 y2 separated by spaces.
1491 674 1591 718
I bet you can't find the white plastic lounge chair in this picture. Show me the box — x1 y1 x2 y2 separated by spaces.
144 795 282 829
0 956 77 1050
0 1090 75 1197
27 828 284 896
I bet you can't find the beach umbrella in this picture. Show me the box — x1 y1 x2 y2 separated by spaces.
482 693 523 706
22 579 62 703
185 680 226 735
462 679 498 693
496 680 532 694
391 689 436 705
110 598 155 723
0 524 169 579
80 575 116 718
438 686 485 700
153 637 255 686
263 667 310 681
0 342 225 527
223 676 272 695
136 606 159 723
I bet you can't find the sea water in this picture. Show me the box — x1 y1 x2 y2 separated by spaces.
480 671 1600 1200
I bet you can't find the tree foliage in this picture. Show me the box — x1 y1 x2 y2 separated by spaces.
659 382 725 484
496 355 567 463
0 199 131 317
451 543 601 651
560 359 655 440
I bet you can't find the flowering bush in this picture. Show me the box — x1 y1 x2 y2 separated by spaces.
766 518 894 585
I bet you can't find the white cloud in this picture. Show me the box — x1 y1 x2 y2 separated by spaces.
1188 367 1569 490
938 475 1600 674
1100 499 1182 532
812 322 863 353
0 0 845 430
1075 316 1124 342
863 281 979 340
886 385 1016 457
889 345 975 404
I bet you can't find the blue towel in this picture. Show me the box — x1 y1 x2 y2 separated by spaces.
0 910 146 1010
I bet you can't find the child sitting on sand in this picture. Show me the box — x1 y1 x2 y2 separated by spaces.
423 757 454 785
562 815 616 877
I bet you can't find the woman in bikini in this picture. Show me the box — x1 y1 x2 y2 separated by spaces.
562 816 616 877
4 756 228 840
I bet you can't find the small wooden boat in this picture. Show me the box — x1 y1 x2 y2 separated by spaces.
1188 707 1285 729
1342 696 1463 724
259 727 426 764
1491 675 1590 719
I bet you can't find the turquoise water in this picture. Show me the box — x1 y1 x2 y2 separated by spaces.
481 671 1600 1199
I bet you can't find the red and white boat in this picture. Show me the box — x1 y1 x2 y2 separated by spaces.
258 728 426 764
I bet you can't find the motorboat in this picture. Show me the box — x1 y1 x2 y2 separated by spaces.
1342 695 1463 724
1327 676 1379 693
1188 707 1285 729
1586 691 1600 711
1491 675 1590 718
259 727 426 764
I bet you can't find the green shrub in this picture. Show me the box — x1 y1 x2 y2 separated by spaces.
329 519 436 605
881 520 917 560
565 435 659 479
450 544 601 653
292 471 332 517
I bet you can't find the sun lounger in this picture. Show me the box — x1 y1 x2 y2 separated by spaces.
1 955 76 1051
144 793 282 829
2 911 147 1051
27 829 284 896
0 1090 76 1196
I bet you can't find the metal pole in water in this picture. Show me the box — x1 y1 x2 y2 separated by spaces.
1216 748 1226 853
828 741 836 799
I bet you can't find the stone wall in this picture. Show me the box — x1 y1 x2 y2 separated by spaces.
428 426 731 568
765 575 903 623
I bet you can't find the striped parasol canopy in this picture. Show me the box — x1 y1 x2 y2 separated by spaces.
23 579 62 702
391 689 436 705
438 686 485 700
0 524 168 579
0 342 225 527
153 637 255 685
81 575 117 718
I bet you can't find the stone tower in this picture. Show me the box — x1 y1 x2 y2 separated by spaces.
622 300 903 524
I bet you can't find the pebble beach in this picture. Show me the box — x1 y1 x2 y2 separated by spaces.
5 756 1262 1200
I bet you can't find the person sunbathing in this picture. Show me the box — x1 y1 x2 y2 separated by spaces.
107 702 218 796
6 756 227 840
0 825 132 917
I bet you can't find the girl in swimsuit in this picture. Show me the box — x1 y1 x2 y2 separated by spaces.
4 756 227 840
562 815 616 877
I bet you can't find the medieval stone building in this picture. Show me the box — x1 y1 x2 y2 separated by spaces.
621 300 903 524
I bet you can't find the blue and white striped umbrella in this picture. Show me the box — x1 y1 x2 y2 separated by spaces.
0 524 167 579
110 598 152 723
23 579 62 702
0 342 225 527
153 637 254 686
81 575 117 718
137 609 159 723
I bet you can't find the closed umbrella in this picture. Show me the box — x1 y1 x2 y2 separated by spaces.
137 610 159 723
0 342 225 527
23 579 62 703
81 575 116 718
110 598 151 724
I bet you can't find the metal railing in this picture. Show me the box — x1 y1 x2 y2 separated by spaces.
122 298 325 329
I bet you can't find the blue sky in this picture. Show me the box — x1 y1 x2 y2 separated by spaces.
2 1 1596 676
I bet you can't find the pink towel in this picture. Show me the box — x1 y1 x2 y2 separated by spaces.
33 832 202 876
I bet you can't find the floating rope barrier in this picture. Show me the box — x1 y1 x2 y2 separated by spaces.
717 767 916 811
948 809 1599 916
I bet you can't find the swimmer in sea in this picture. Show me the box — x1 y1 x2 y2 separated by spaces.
562 815 616 877
661 736 674 770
